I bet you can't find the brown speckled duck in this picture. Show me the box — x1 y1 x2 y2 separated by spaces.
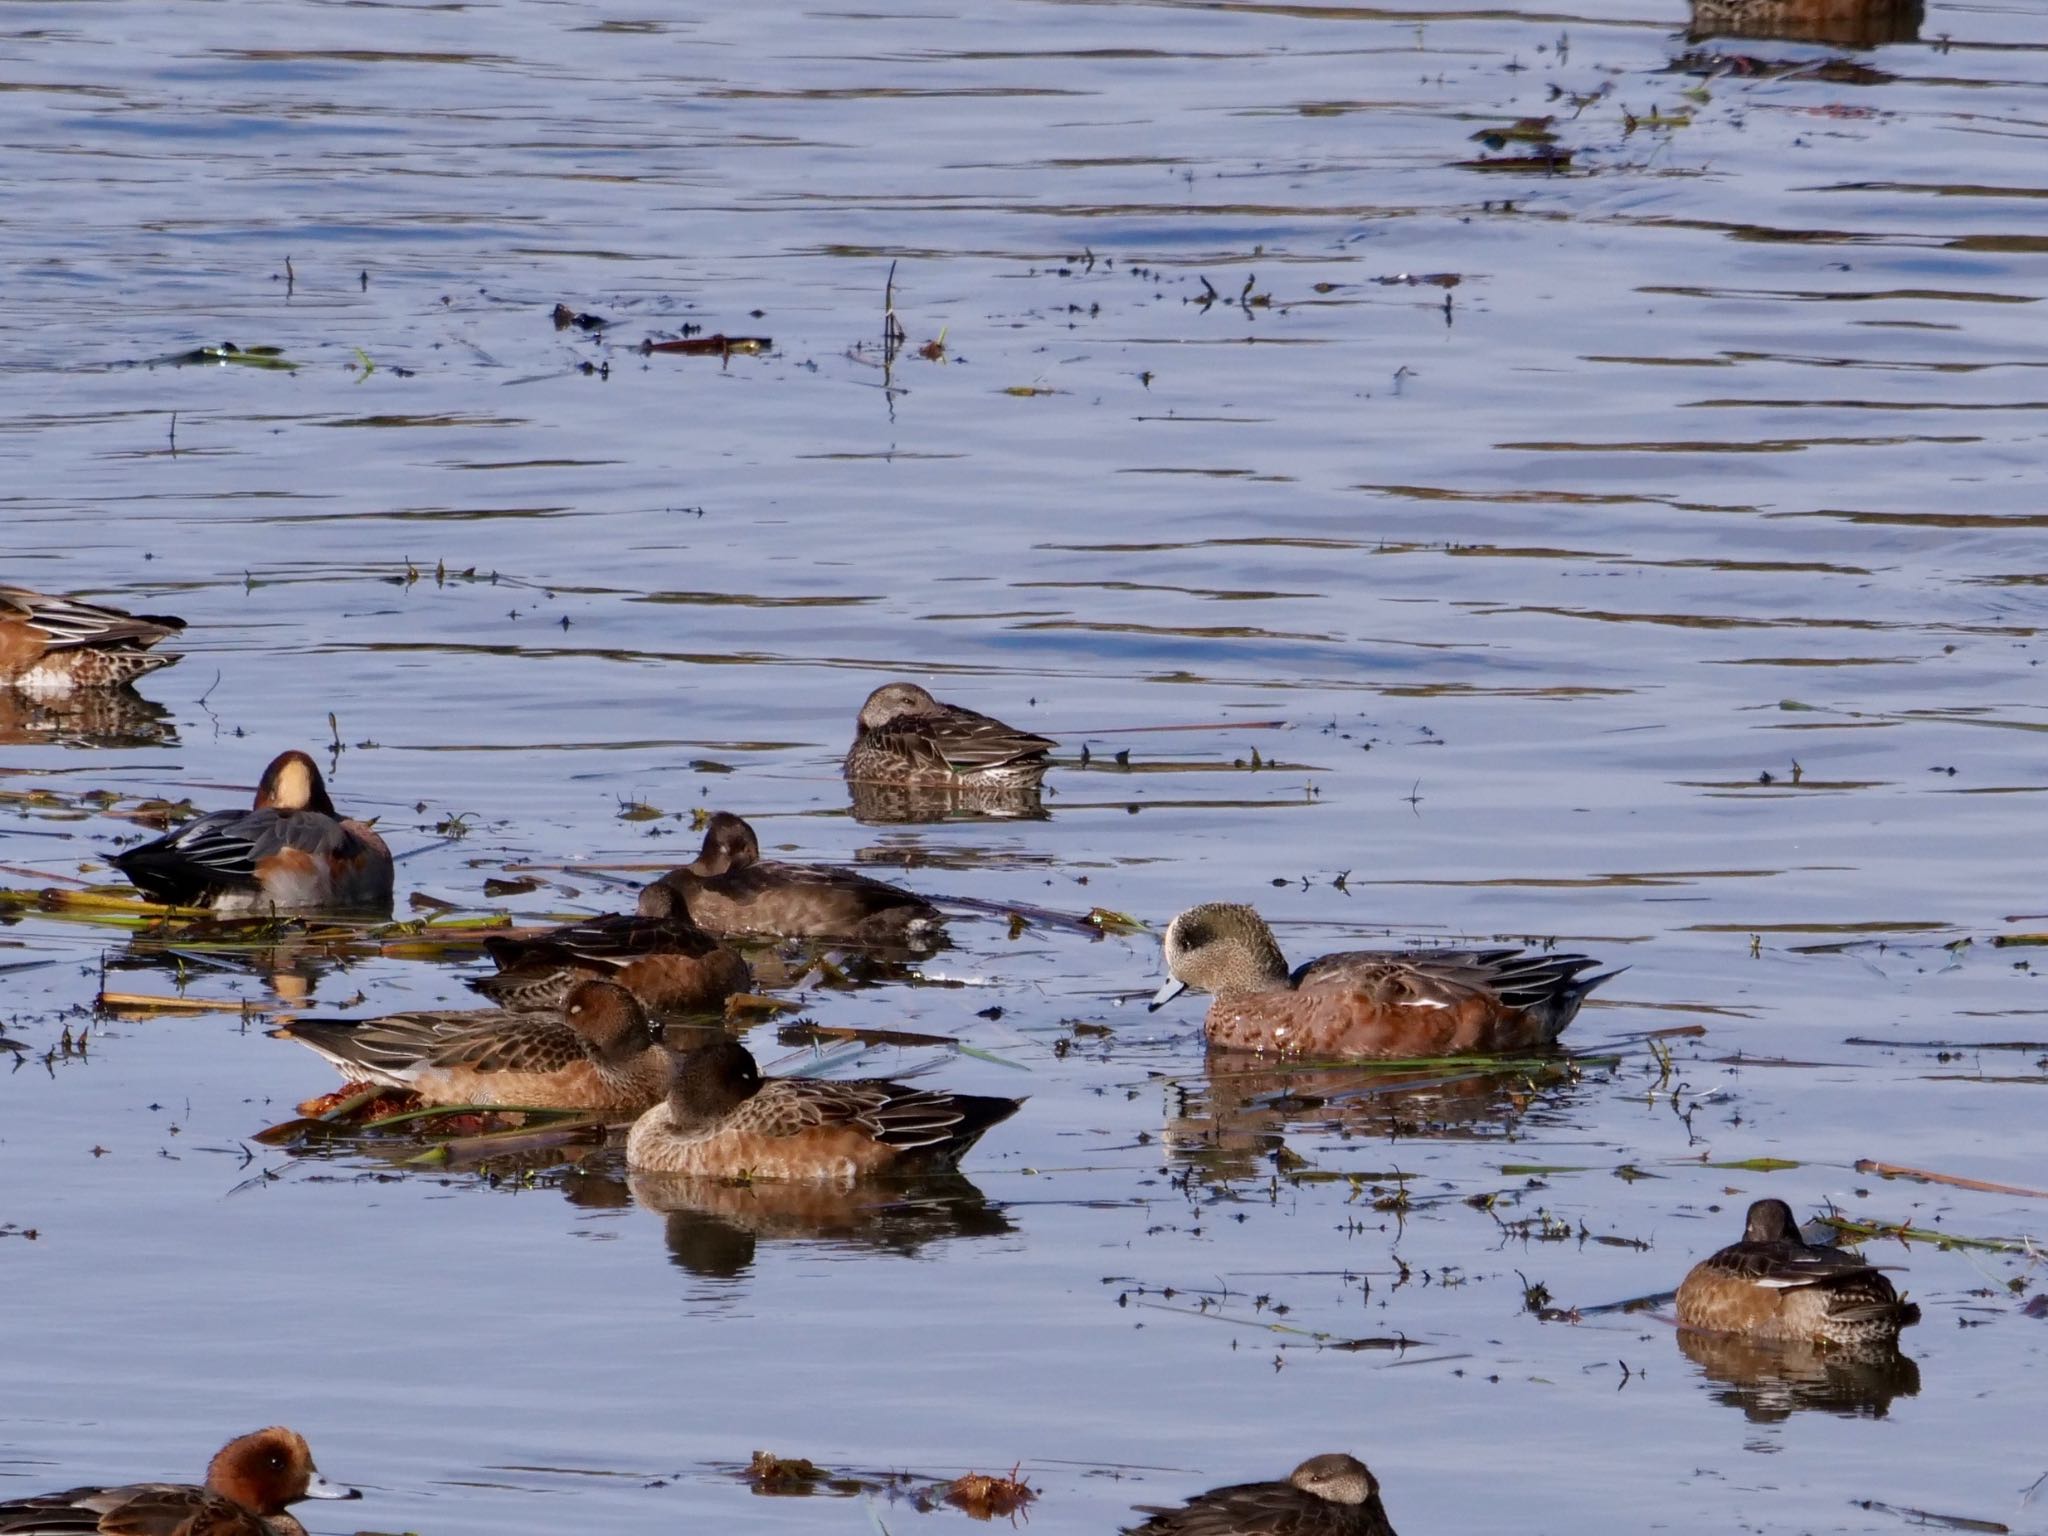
0 585 184 692
654 811 942 945
842 681 1053 789
1149 903 1614 1058
1124 1454 1397 1536
1676 1198 1921 1346
626 1036 1021 1182
271 978 669 1113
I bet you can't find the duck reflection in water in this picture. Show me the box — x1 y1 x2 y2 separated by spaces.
1686 0 1920 47
629 1170 1015 1279
1161 1047 1582 1181
0 685 177 748
1677 1328 1920 1422
847 775 1048 826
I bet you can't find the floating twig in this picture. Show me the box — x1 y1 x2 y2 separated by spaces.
1854 1160 2048 1200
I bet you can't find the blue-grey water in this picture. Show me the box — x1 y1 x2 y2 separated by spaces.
2 0 2046 1530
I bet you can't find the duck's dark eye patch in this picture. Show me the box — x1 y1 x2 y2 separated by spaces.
1180 920 1211 948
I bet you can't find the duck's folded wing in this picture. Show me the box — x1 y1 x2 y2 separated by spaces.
273 1009 491 1082
1704 1239 1881 1289
489 914 716 971
424 1015 583 1075
1298 948 1605 1012
111 809 268 896
747 1080 972 1149
0 589 184 652
0 1482 222 1536
913 705 1055 773
1126 1482 1326 1536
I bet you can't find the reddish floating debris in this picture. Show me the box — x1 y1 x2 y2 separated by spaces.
945 1467 1036 1521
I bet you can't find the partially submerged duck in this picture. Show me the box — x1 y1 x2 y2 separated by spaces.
1149 903 1614 1058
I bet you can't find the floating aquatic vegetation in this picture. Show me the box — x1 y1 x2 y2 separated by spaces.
944 1467 1035 1521
146 342 299 370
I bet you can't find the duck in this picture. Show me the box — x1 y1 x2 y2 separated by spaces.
0 1426 358 1536
625 1036 1022 1181
270 978 669 1112
1124 1453 1397 1536
1675 1197 1921 1346
842 681 1054 789
0 585 184 692
110 749 393 913
468 882 751 1014
1148 903 1615 1058
654 811 942 945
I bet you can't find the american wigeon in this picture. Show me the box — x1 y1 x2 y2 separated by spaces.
843 681 1054 789
0 585 184 692
469 883 751 1013
1125 1454 1396 1536
0 1426 358 1536
110 750 393 913
1675 1198 1921 1346
1148 903 1615 1058
625 1036 1022 1181
654 811 942 945
271 978 668 1112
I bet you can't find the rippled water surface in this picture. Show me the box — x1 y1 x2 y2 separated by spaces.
3 0 2047 1530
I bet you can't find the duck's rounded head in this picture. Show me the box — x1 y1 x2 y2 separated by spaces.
1288 1453 1377 1506
562 979 658 1060
692 812 760 876
1742 1197 1801 1243
255 751 338 817
669 1036 761 1126
1149 903 1291 1010
207 1427 359 1515
856 681 941 731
